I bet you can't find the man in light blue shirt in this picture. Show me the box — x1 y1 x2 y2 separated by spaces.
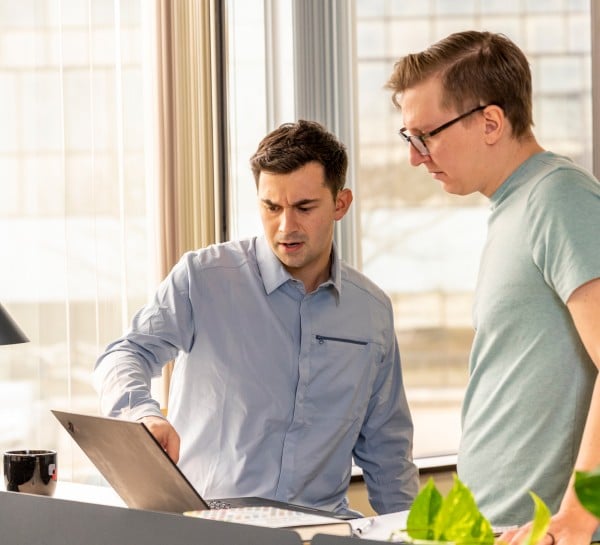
93 120 418 515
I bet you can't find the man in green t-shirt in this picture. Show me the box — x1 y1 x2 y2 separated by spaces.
386 31 600 545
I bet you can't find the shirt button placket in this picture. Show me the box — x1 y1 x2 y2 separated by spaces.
276 293 312 499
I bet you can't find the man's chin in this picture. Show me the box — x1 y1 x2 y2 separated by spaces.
435 177 468 196
273 248 301 267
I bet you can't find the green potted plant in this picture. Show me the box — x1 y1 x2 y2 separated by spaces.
390 475 550 545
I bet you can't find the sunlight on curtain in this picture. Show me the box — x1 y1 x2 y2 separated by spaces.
0 0 156 483
152 0 224 404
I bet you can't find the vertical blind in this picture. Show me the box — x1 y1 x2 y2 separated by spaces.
0 0 225 481
0 0 154 481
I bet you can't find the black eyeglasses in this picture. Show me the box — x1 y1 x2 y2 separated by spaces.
398 104 490 156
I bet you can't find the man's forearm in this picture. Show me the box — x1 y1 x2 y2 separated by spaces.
93 350 161 418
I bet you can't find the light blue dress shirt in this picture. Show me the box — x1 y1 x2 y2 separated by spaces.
93 236 418 514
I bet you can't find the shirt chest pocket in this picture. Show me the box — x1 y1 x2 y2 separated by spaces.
306 334 385 420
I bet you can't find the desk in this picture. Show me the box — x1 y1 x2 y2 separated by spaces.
51 480 127 506
0 480 408 544
0 484 301 545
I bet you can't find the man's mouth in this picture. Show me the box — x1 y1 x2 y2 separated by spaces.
279 241 303 250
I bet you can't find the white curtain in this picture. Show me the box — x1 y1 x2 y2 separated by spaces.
0 0 156 482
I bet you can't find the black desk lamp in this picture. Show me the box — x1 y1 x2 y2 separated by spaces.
0 303 29 345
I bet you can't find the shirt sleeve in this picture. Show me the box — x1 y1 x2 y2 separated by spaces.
527 169 600 303
92 253 196 420
352 330 419 514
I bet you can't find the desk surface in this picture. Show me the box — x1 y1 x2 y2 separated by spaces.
1 479 125 506
1 479 409 542
55 480 127 505
0 487 304 545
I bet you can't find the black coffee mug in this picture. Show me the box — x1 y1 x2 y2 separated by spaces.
3 449 57 496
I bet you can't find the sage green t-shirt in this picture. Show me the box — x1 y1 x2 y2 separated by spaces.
457 152 600 538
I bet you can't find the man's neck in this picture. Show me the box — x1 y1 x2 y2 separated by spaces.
483 135 544 197
291 254 333 294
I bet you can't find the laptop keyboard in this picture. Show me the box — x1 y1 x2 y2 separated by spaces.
207 499 232 509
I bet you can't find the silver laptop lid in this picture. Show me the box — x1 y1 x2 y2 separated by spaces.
52 410 209 513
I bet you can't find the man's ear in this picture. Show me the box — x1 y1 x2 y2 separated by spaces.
483 104 504 143
334 188 353 220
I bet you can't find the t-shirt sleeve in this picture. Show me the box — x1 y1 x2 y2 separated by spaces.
526 168 600 303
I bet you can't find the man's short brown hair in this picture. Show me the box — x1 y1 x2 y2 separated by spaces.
386 30 533 138
250 120 348 196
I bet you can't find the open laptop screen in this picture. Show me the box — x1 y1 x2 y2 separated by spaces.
52 410 209 513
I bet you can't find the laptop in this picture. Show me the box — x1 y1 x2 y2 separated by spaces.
51 410 352 519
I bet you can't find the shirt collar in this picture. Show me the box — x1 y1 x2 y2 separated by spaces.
256 235 341 297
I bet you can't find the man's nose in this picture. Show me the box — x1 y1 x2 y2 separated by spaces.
278 208 298 232
409 143 429 167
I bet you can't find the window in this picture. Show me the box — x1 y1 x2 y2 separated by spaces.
226 0 294 237
0 0 156 482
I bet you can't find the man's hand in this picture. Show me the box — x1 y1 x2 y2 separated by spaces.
139 415 181 463
499 509 597 545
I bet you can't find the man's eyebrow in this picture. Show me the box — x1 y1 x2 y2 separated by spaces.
261 197 321 207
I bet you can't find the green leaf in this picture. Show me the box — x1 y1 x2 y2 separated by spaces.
433 475 494 544
521 492 551 545
407 478 443 540
575 467 600 518
468 513 495 544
